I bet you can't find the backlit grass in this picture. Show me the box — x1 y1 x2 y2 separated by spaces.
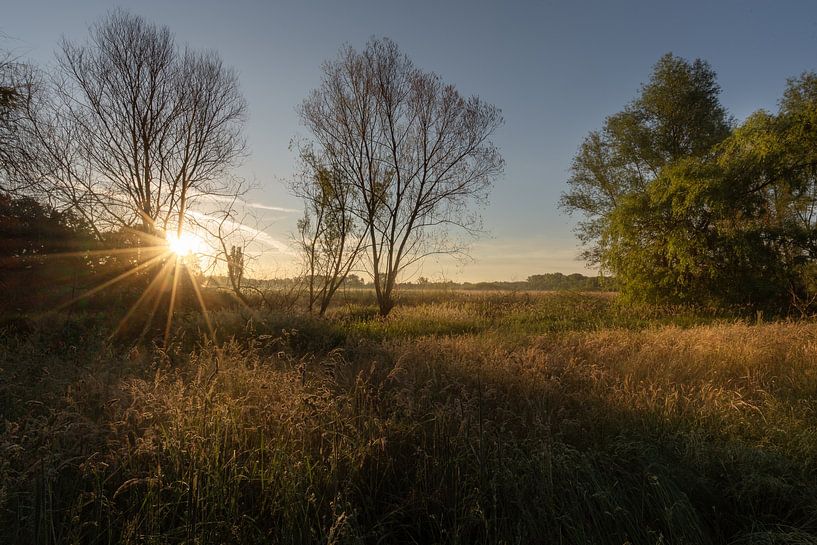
1 291 816 544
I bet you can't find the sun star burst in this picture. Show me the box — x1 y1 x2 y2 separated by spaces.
166 231 204 257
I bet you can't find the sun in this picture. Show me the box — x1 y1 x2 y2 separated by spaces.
166 231 204 257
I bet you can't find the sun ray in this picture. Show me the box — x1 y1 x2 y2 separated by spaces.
110 258 176 340
139 260 174 343
0 245 167 267
183 265 216 343
117 225 170 247
54 251 170 312
30 222 222 346
163 259 181 349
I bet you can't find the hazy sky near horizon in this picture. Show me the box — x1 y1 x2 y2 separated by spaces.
5 0 817 281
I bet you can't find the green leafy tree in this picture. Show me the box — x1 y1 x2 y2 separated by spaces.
561 53 731 268
563 55 817 311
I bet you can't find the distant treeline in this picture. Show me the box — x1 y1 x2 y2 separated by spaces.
458 273 615 291
207 272 615 292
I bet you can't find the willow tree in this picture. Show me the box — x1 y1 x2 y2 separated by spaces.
562 54 817 310
25 10 246 239
561 53 731 268
299 38 504 316
560 54 735 302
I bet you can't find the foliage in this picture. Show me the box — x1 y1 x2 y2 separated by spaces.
561 54 817 312
0 194 97 315
561 53 730 265
525 272 615 291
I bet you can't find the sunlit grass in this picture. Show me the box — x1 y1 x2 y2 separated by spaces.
2 292 816 543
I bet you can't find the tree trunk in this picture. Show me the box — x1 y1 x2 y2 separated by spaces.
377 279 395 317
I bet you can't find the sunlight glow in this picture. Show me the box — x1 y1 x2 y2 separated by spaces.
166 231 204 257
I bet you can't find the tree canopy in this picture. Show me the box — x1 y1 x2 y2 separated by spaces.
7 10 247 239
562 53 817 312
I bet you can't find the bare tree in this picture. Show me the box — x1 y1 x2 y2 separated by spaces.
0 51 40 195
21 10 247 239
0 53 21 179
189 186 300 311
291 147 367 315
192 191 257 307
299 38 504 316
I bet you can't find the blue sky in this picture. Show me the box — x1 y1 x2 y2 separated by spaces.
4 0 817 280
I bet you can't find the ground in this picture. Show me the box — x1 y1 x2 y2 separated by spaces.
2 290 816 544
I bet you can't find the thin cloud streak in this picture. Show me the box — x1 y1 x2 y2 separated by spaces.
186 210 296 256
192 193 299 213
247 202 300 213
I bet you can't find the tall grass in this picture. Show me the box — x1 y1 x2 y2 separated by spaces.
2 292 816 543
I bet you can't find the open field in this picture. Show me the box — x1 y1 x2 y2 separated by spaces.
2 291 817 544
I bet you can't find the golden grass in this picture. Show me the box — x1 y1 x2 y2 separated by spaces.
2 293 816 543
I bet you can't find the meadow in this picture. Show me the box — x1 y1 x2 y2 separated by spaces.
2 290 817 544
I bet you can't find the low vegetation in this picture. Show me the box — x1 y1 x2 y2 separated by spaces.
2 291 816 544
